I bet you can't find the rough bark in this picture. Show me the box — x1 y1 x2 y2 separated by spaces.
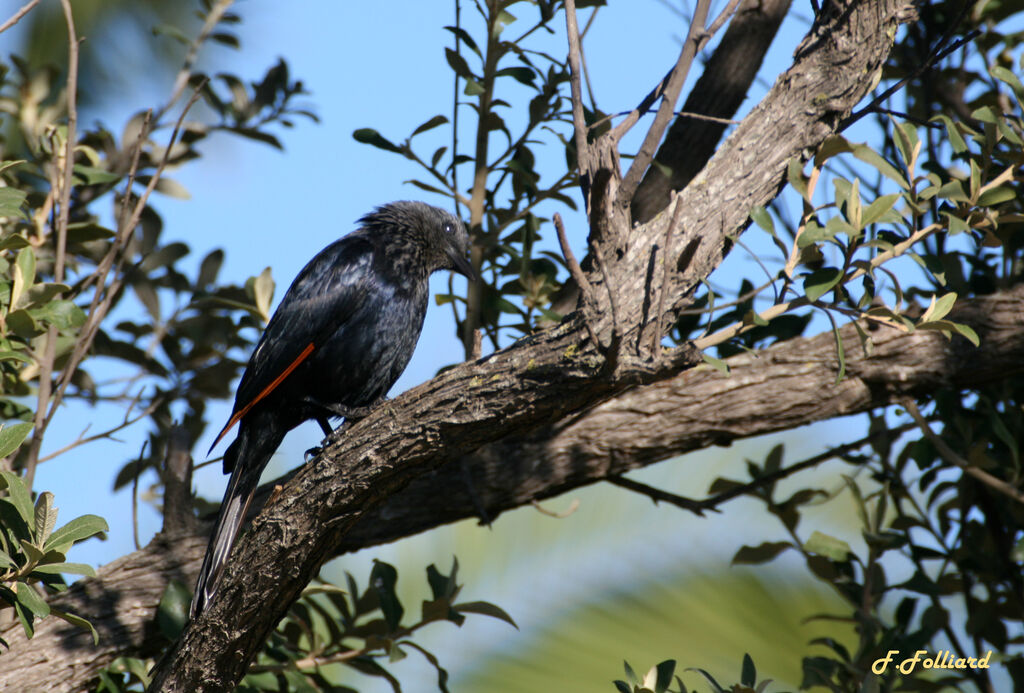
3 284 1024 691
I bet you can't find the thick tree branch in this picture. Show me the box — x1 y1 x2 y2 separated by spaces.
4 284 1024 691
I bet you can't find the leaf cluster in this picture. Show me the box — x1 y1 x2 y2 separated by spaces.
94 558 516 693
0 424 108 647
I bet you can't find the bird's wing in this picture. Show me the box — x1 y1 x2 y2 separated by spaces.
210 235 376 450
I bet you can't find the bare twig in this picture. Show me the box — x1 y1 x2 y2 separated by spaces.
132 443 146 551
590 238 622 366
24 0 78 490
901 399 1024 505
0 0 39 35
842 29 980 131
36 394 162 463
610 423 917 516
45 88 205 434
153 0 234 125
554 213 601 348
564 0 590 181
553 213 592 298
649 198 683 352
617 0 742 206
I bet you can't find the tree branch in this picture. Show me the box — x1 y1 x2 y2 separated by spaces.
3 283 1023 690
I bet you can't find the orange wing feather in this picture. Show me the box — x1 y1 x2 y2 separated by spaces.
209 342 316 451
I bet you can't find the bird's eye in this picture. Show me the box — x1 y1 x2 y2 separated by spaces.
443 223 454 234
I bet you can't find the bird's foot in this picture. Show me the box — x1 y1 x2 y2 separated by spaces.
304 445 323 462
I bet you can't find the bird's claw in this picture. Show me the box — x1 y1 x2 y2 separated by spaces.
304 445 323 462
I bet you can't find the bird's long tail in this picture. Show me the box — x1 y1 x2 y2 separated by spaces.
190 422 280 619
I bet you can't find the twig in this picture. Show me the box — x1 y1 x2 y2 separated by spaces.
556 213 603 349
617 0 742 206
590 237 622 366
842 29 980 131
610 423 917 516
553 213 593 298
36 394 163 463
589 108 742 133
563 0 590 183
153 0 234 125
45 87 205 433
132 442 146 551
24 0 78 490
0 0 39 35
901 399 1024 505
649 198 683 353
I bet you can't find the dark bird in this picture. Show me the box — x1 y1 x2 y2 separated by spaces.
190 201 474 618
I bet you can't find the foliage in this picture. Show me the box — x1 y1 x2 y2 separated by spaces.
0 434 108 647
615 655 786 693
94 558 515 692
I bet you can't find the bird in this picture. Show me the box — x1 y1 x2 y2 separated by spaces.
190 201 474 618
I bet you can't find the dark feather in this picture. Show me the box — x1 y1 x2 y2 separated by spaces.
190 201 473 618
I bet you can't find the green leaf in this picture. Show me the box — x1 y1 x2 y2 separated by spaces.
352 127 403 154
803 267 844 302
0 422 34 458
701 352 730 375
43 514 109 553
51 607 99 645
463 78 485 96
370 559 403 632
444 47 475 80
72 164 121 185
31 562 96 577
251 267 275 323
10 246 35 309
949 321 980 346
14 581 49 617
0 187 28 219
741 653 757 687
0 233 30 251
33 491 57 547
804 530 851 561
749 206 775 235
991 65 1024 104
977 185 1016 207
26 283 70 308
861 193 900 227
654 660 676 693
34 300 86 330
157 579 192 641
411 114 449 137
154 177 191 200
0 470 34 526
453 600 518 629
920 292 957 323
731 542 793 565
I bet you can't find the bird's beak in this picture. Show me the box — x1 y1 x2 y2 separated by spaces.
450 251 476 282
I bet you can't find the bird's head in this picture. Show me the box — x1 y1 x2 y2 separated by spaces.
361 201 475 282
